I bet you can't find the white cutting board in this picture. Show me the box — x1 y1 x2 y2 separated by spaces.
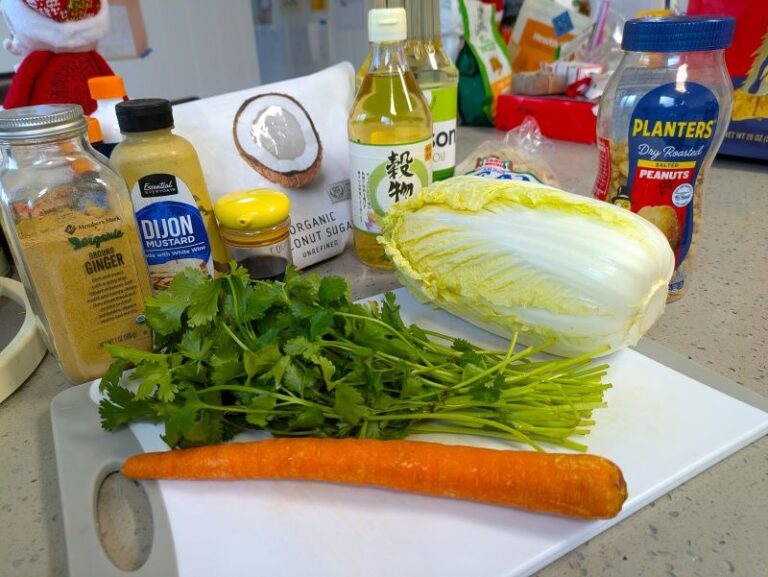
53 288 768 577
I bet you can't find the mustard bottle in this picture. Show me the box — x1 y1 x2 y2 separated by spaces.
111 99 228 290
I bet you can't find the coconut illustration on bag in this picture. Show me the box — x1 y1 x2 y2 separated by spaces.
233 92 322 188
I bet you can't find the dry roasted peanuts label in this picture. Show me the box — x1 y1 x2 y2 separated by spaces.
349 140 432 235
595 80 719 295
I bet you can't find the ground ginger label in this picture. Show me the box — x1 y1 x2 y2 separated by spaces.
14 204 151 383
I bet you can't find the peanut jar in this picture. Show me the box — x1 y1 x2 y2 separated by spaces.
593 16 734 301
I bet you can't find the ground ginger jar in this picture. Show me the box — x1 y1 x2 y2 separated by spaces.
592 16 734 301
0 105 152 384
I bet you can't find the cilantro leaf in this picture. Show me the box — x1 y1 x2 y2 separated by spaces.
318 275 348 306
103 343 167 365
169 267 209 299
452 338 474 353
290 406 325 431
186 277 221 327
283 361 317 393
470 377 502 403
309 354 335 388
333 384 368 425
130 360 174 401
245 282 285 320
408 323 428 342
284 336 320 359
244 394 277 427
210 359 244 386
145 292 187 335
266 355 291 388
333 384 369 426
243 343 281 378
98 373 157 430
178 328 212 361
381 292 405 331
309 309 335 340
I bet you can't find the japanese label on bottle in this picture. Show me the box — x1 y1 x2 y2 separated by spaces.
594 80 720 297
423 86 458 181
349 139 432 235
130 173 214 290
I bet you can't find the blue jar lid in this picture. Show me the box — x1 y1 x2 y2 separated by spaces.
622 16 735 53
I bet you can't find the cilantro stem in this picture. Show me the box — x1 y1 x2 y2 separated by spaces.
367 411 536 446
333 312 436 366
221 323 252 352
408 425 552 451
196 384 341 417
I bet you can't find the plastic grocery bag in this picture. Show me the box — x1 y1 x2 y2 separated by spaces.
172 63 355 269
455 116 560 186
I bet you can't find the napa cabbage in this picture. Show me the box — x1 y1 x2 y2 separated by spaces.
379 176 675 357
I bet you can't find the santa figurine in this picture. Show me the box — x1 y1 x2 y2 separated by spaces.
1 0 114 114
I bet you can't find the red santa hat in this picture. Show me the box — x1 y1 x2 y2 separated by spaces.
2 0 109 53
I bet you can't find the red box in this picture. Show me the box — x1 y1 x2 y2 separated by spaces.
495 94 597 144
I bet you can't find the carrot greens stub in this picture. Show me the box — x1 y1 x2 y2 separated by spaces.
99 264 611 451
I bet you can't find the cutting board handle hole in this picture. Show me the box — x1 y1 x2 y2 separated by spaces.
96 471 154 572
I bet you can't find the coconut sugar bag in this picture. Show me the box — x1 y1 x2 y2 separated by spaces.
172 63 355 268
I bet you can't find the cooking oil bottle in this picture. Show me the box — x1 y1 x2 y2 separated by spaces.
403 0 458 180
348 7 432 270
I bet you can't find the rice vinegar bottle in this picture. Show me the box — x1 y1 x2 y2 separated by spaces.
348 7 432 269
354 0 403 93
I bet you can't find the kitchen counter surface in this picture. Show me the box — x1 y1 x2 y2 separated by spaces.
1 127 766 577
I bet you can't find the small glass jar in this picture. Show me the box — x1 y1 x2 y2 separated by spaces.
593 16 734 302
214 189 292 282
0 105 152 384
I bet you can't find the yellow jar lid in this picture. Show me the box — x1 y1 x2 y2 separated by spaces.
214 189 290 231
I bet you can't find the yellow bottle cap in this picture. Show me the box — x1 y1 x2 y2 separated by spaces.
214 189 291 231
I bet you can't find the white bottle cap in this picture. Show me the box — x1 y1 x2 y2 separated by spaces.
368 8 407 43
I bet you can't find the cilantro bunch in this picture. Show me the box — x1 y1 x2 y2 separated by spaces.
99 265 610 451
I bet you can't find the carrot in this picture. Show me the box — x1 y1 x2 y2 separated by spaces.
122 438 628 519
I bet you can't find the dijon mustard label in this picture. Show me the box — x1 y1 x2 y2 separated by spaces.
130 173 214 290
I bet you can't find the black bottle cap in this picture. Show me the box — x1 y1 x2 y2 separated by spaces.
116 98 174 133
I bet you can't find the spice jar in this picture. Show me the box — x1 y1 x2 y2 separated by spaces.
592 16 734 301
214 189 292 282
0 105 152 384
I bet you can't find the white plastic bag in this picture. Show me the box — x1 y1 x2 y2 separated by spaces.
455 116 560 186
172 63 355 269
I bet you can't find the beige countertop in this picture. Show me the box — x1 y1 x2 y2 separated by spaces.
1 127 766 577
